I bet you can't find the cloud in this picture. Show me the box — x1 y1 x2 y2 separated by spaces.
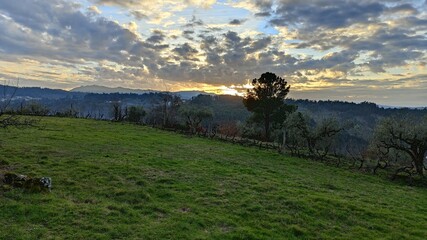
87 5 102 14
246 36 272 53
0 0 164 79
183 30 195 34
289 74 427 107
229 19 246 25
255 11 271 17
91 0 217 22
124 21 139 35
270 1 386 30
173 43 199 60
129 10 148 21
92 0 216 9
184 15 204 28
253 0 273 11
146 30 166 44
0 0 425 106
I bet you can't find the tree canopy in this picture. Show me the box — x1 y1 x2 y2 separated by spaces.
243 72 294 140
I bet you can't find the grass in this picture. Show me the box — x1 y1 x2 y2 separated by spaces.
0 117 426 239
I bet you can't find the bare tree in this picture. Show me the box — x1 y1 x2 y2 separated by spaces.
0 81 36 128
111 101 126 122
372 116 427 177
179 105 213 134
218 121 240 140
162 94 181 127
346 143 368 170
284 112 343 160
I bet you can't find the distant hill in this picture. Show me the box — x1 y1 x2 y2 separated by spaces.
71 85 155 95
0 85 81 99
378 104 426 110
0 84 212 101
70 85 211 100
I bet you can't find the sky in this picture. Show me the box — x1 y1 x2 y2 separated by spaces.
0 0 426 107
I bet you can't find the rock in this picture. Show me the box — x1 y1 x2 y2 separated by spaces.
40 177 52 192
4 173 28 187
2 173 51 192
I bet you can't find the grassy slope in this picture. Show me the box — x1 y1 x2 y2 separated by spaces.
0 117 426 239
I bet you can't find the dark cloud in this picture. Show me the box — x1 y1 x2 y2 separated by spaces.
129 10 148 20
254 12 271 17
297 50 359 73
246 37 272 53
0 0 66 32
173 43 199 61
270 1 386 30
224 31 242 43
146 31 166 43
205 27 223 32
346 28 427 72
253 0 273 11
199 35 223 65
247 0 427 76
0 0 165 79
183 30 194 35
229 19 246 25
183 30 195 40
184 15 204 28
399 16 427 30
387 3 418 14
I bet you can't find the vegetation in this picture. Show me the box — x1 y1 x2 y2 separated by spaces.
284 112 343 160
0 84 37 128
1 117 427 239
3 79 427 179
372 116 427 177
146 93 182 128
126 106 146 124
179 105 213 134
243 72 294 141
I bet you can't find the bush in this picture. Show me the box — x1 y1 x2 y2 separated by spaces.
126 106 146 124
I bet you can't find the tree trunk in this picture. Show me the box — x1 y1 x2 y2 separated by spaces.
414 153 424 177
264 116 270 141
410 147 425 177
163 101 167 127
282 128 286 150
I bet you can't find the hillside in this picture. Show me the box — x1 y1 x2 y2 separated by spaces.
1 117 426 239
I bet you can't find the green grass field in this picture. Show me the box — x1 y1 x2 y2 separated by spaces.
0 117 426 239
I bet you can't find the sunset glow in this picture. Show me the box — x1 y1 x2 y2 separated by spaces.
0 0 426 106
